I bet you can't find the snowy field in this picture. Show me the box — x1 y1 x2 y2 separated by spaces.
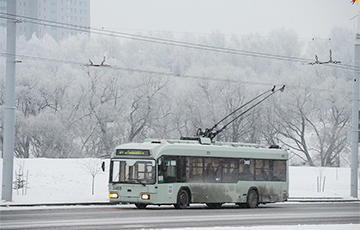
160 225 359 230
0 158 358 204
0 158 359 230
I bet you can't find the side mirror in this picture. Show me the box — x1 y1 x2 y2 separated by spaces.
101 161 105 172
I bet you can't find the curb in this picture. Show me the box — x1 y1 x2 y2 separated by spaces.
1 198 359 207
0 201 113 207
287 197 360 203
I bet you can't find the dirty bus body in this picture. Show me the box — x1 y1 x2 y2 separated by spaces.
108 138 289 209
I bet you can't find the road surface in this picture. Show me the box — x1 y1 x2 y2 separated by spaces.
1 202 359 229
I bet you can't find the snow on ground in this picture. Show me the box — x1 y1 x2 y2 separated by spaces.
0 158 358 204
0 158 109 204
288 166 354 198
159 224 360 230
0 158 359 229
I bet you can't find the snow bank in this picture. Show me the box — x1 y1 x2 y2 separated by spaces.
0 158 109 204
0 158 358 205
289 166 353 198
161 224 360 230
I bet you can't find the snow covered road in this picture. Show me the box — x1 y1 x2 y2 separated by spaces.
1 202 359 229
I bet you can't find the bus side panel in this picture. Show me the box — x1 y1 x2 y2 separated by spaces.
188 183 247 204
155 183 184 205
187 181 288 204
257 182 288 203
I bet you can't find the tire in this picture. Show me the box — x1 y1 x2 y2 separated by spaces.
246 189 258 208
206 203 222 209
135 203 147 209
174 189 190 209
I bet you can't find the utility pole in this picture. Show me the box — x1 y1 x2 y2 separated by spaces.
351 8 360 199
2 0 16 202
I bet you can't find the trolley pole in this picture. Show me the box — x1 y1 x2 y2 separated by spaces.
1 0 16 202
351 8 360 199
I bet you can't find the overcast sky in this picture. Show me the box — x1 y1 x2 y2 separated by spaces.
91 0 359 38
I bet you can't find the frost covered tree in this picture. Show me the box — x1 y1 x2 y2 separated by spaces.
72 68 127 157
272 78 317 166
80 158 103 195
307 77 351 166
125 74 169 142
0 25 354 166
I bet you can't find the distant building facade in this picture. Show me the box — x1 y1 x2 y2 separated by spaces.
0 0 90 41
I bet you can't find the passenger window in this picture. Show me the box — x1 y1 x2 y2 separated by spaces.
255 159 270 181
186 157 204 182
159 156 186 183
272 160 286 181
239 159 254 181
222 158 239 183
204 158 221 182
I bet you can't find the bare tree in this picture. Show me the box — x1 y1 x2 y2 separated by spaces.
273 87 316 166
125 75 169 142
73 68 127 157
2 26 353 166
80 158 103 195
308 93 350 166
28 112 76 158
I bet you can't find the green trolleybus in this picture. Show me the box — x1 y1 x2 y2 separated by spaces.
107 137 288 209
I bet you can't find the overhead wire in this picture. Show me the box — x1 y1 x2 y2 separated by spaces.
0 12 314 64
0 52 276 87
0 12 359 71
0 54 351 95
0 12 357 91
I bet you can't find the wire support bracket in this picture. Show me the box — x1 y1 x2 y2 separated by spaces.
308 49 341 65
85 56 111 67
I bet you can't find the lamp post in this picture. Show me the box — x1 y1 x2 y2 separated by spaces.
350 8 360 199
1 0 16 202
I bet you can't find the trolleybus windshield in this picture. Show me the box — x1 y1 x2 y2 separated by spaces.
110 159 155 185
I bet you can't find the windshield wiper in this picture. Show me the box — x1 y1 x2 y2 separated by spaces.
135 179 146 186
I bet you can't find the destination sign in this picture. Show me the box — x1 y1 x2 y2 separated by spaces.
116 149 150 156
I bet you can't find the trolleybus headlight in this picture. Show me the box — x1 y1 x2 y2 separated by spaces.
141 194 150 200
110 193 119 199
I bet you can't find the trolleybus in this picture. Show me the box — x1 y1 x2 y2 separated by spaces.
106 137 288 209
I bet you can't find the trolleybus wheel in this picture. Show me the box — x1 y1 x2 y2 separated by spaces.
174 189 190 209
135 203 147 209
206 203 222 209
246 189 258 208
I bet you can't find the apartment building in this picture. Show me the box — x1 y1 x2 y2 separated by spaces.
0 0 90 41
